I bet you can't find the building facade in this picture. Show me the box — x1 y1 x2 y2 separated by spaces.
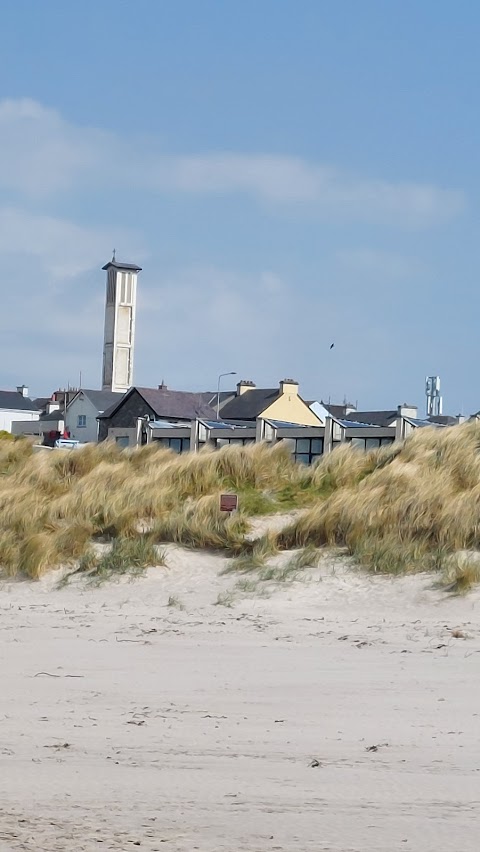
66 389 122 443
219 379 322 426
0 387 39 433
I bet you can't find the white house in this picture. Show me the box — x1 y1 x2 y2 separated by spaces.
0 387 40 433
66 389 123 443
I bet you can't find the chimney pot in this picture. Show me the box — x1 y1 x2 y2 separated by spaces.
236 380 256 395
279 378 299 396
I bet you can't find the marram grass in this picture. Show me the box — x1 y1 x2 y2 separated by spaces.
277 421 480 582
2 424 480 588
0 439 317 578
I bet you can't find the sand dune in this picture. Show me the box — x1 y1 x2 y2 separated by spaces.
1 551 479 851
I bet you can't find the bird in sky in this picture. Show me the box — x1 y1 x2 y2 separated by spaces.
329 343 335 350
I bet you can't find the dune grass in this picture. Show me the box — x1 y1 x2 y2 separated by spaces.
3 424 480 589
277 421 480 583
0 439 318 578
442 553 480 594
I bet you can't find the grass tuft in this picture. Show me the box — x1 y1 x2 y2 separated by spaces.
3 424 480 589
442 553 480 593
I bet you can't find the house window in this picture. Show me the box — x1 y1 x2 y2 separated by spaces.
77 415 87 428
154 437 190 453
293 437 324 465
115 436 130 448
215 437 254 448
348 436 395 451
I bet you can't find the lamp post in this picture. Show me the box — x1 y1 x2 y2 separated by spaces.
216 371 237 420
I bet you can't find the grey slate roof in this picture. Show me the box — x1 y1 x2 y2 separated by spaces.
323 403 357 419
40 410 65 422
343 410 398 427
200 390 236 408
427 415 459 426
33 397 51 412
73 389 124 414
219 388 280 421
98 387 217 421
0 390 39 412
102 260 142 272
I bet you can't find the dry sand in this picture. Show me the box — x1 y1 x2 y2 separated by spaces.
1 548 479 852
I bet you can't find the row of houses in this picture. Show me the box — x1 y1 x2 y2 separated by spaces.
0 377 467 463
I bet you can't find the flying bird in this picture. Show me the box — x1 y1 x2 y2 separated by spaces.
329 343 335 350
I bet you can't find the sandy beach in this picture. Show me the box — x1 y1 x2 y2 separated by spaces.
1 549 479 852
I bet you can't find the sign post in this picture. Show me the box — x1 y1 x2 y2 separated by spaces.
220 493 238 513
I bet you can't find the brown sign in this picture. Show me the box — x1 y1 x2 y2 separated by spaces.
220 493 238 513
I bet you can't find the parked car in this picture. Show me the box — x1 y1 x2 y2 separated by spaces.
54 438 80 450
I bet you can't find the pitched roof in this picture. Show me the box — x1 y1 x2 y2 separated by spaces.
219 388 280 420
39 410 65 422
98 387 217 421
0 390 39 412
343 410 397 427
102 260 142 272
33 397 51 412
427 415 459 426
323 403 357 419
71 389 124 413
200 390 236 408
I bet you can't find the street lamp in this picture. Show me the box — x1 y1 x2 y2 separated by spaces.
216 371 237 420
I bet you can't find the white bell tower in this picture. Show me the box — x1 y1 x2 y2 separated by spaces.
101 252 142 393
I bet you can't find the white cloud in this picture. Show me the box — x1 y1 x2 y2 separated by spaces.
0 99 105 196
0 98 466 226
0 206 143 279
150 155 464 225
0 98 468 405
134 265 295 390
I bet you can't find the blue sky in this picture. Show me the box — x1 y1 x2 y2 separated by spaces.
0 1 478 412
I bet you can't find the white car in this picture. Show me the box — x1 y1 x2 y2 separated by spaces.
54 438 80 450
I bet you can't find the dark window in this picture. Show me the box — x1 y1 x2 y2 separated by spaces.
154 436 190 453
215 437 253 448
292 437 324 465
296 453 310 465
347 436 395 451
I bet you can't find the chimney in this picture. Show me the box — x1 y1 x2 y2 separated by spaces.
236 380 256 396
158 382 168 390
397 403 418 419
16 385 29 398
279 378 299 397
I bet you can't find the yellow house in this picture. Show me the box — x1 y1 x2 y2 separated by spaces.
219 379 322 426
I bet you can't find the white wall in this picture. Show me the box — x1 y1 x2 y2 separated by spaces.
107 426 138 447
102 268 137 393
0 410 39 433
66 395 100 443
309 401 331 424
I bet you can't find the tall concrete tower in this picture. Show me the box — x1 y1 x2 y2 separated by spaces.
101 253 142 393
